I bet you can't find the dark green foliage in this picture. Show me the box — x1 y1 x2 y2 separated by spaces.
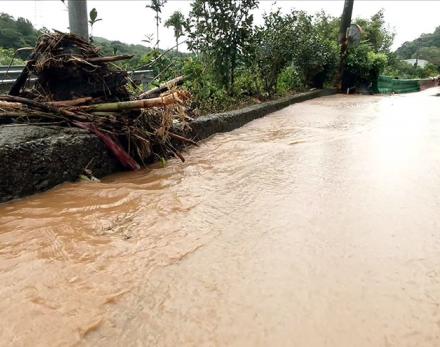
293 12 339 89
343 11 393 90
184 6 340 110
416 47 440 67
138 48 187 85
0 13 42 50
345 43 388 90
381 22 439 80
252 10 299 95
187 0 259 94
0 47 25 65
251 10 338 95
183 56 235 113
396 26 440 60
234 69 263 98
88 8 102 27
385 53 439 79
92 37 153 70
0 12 153 67
355 10 394 53
276 66 303 95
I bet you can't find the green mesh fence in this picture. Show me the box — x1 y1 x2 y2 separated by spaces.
377 76 421 94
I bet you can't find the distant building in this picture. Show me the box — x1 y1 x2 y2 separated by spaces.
402 59 430 68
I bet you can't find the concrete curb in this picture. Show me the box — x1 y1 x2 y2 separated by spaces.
0 89 336 203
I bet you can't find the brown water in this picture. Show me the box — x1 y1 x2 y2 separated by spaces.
1 88 440 346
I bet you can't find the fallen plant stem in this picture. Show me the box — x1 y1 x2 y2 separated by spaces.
139 76 185 99
76 91 190 112
0 95 77 118
86 55 134 63
0 111 55 118
47 97 95 107
168 131 199 146
73 121 140 170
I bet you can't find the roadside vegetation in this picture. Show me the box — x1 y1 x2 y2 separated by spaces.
1 4 439 114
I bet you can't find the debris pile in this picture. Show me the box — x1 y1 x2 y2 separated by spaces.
0 32 196 169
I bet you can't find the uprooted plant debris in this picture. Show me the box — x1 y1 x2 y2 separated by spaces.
0 32 196 170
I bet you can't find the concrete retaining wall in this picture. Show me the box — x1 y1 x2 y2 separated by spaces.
0 89 335 203
0 126 119 202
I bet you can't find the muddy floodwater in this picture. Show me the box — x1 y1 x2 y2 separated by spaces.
1 88 440 346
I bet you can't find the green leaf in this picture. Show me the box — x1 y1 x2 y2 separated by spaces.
90 8 98 23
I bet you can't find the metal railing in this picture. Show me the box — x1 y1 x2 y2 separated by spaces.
0 66 154 93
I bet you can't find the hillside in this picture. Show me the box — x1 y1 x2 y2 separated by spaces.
92 37 151 58
396 26 440 66
0 12 152 65
0 13 41 49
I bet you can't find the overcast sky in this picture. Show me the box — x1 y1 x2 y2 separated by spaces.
2 1 439 51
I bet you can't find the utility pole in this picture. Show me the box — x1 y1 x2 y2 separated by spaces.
68 0 89 40
338 0 354 91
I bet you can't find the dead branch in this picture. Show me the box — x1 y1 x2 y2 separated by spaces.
0 111 55 118
138 76 185 100
0 95 81 119
86 55 134 64
76 91 191 112
0 101 24 110
47 97 95 107
168 131 199 147
9 61 33 96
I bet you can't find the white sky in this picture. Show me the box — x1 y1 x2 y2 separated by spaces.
1 1 440 51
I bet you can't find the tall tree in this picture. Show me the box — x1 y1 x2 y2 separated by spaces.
146 0 168 49
187 0 259 93
355 10 394 53
164 11 185 52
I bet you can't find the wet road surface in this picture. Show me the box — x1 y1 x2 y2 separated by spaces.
0 88 439 346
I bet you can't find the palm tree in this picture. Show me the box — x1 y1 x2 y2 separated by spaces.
146 0 168 49
165 11 185 52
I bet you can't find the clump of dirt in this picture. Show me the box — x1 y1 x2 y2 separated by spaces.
31 32 130 101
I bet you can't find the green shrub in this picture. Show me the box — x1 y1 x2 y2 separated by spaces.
234 69 263 97
187 0 258 94
0 47 24 66
251 10 339 95
345 43 388 89
252 10 300 96
276 66 303 95
183 56 235 113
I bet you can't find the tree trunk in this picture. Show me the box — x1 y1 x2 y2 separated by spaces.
76 91 189 112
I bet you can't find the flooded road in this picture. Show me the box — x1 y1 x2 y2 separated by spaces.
1 88 440 346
